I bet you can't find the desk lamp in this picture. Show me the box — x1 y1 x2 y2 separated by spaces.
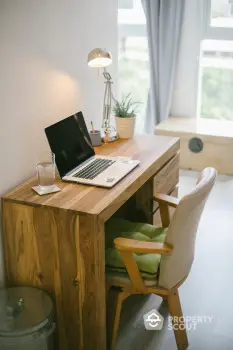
88 48 116 142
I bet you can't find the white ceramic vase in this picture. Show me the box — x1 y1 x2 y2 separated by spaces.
115 116 136 139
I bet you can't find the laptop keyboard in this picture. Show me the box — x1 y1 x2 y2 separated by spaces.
73 158 116 180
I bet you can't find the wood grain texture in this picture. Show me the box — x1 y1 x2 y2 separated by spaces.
152 153 179 224
2 135 179 220
119 250 146 292
2 135 180 350
78 215 106 350
153 192 179 228
158 201 170 228
114 238 173 254
2 201 42 288
2 201 106 350
153 187 178 227
154 193 179 208
168 288 189 349
107 288 129 350
154 153 179 195
49 208 82 350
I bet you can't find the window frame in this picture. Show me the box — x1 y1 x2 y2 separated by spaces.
204 0 233 41
171 0 233 120
118 0 134 10
197 0 233 120
118 0 149 131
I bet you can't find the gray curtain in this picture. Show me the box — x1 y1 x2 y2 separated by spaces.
142 0 185 133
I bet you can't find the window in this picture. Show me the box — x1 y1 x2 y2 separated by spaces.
199 0 233 120
211 0 233 28
200 39 233 120
118 0 149 130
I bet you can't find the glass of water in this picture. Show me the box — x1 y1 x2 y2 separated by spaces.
36 152 55 190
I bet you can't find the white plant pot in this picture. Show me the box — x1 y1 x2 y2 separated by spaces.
115 116 136 139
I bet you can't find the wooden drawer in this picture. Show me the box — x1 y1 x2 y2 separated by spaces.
152 152 179 216
154 153 179 195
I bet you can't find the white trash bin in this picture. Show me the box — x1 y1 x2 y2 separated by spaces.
0 286 55 350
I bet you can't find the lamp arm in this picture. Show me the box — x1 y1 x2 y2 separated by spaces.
103 67 112 81
102 68 114 130
103 68 116 102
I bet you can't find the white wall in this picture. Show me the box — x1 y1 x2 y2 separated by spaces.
0 0 117 286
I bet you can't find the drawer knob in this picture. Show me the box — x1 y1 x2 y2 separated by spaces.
73 279 80 287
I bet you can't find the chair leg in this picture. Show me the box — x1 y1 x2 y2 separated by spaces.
168 288 188 350
107 287 125 350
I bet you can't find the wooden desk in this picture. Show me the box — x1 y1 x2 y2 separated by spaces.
2 135 179 350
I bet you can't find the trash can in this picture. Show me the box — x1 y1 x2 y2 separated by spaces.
0 286 55 350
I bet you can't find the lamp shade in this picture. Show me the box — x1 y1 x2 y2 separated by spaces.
87 48 112 68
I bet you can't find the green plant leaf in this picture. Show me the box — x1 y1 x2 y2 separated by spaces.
112 92 141 118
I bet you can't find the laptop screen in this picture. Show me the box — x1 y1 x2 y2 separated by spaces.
45 112 95 178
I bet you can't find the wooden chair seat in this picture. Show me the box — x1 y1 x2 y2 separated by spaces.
106 271 158 288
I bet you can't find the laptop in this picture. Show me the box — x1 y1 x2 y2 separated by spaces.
45 112 140 188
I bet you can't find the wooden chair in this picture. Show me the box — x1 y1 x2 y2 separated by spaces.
106 167 217 350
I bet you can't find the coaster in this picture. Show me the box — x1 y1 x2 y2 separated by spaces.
32 185 61 196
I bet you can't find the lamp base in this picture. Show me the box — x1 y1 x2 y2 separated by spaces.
102 134 119 143
101 126 118 144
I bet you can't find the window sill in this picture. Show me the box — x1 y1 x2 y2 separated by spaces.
157 116 233 139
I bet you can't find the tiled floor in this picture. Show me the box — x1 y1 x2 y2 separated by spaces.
117 170 233 350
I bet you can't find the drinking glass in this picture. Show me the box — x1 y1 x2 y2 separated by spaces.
36 152 55 190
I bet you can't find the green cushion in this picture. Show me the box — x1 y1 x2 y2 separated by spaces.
105 218 167 279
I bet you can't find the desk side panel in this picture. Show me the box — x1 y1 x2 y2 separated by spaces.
2 200 83 350
78 215 106 350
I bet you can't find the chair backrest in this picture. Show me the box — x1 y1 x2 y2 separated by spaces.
159 167 217 289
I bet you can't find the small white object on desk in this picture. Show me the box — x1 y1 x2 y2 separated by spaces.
32 185 61 196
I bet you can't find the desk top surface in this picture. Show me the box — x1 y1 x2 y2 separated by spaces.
2 135 179 220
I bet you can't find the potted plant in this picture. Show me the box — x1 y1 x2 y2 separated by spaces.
113 93 140 139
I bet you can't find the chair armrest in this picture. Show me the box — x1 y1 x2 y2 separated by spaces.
114 237 173 255
154 193 179 208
